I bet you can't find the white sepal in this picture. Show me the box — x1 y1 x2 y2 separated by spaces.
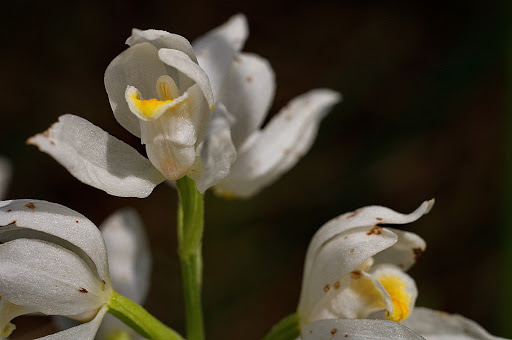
215 89 341 198
28 114 166 198
193 13 248 98
402 307 507 340
127 29 197 62
302 319 425 340
36 305 109 340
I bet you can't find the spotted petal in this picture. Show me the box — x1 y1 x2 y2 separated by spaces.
28 114 166 198
215 89 341 198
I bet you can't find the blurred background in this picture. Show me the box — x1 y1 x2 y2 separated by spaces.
1 0 510 338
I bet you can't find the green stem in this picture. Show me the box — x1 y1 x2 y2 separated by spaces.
176 176 205 340
262 313 300 340
107 291 184 340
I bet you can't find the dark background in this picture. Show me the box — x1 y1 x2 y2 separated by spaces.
1 1 510 339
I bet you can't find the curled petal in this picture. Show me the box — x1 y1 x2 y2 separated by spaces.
100 208 151 305
402 307 506 340
218 52 275 149
158 48 214 106
302 319 424 340
188 103 237 193
0 199 109 281
373 228 426 271
126 29 197 63
37 305 109 340
105 42 167 137
193 13 248 98
28 114 165 198
0 239 109 318
215 89 341 198
0 157 11 200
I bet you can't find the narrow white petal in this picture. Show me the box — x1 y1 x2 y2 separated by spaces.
298 225 397 321
0 239 109 317
193 14 248 98
28 114 165 198
0 157 11 200
215 89 341 198
218 52 275 149
100 208 151 305
402 307 507 340
302 319 424 340
36 305 108 340
126 29 197 62
373 228 426 271
0 199 109 281
158 48 214 106
188 103 237 193
105 42 168 137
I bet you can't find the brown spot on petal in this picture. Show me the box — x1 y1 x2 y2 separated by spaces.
42 130 50 138
347 208 363 218
246 75 253 83
343 235 348 239
331 328 337 335
413 247 423 260
50 141 55 145
349 248 355 254
345 335 349 338
79 287 88 293
350 270 362 280
376 217 383 221
367 226 383 235
334 281 340 289
24 202 35 210
323 284 330 292
75 220 79 223
6 209 11 212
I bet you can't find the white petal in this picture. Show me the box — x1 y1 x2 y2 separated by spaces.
0 199 109 281
310 269 390 322
28 114 166 198
0 157 11 200
126 29 197 62
100 208 151 305
158 48 214 106
193 14 248 98
218 52 275 149
36 305 108 340
188 103 237 193
298 225 397 321
373 228 426 271
402 307 506 340
215 89 341 198
298 201 433 320
96 313 142 340
105 42 167 137
302 319 424 340
0 239 109 317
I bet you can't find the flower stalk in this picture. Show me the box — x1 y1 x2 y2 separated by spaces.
107 291 184 340
176 176 205 340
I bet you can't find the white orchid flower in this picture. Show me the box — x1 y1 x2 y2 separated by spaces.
53 208 152 340
298 200 435 339
0 158 11 200
0 199 113 339
28 24 218 197
187 14 342 197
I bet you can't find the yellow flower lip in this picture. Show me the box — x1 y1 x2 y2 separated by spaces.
377 274 411 322
126 88 174 120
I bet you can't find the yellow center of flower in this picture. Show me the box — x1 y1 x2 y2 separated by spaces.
127 93 174 119
377 274 411 322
